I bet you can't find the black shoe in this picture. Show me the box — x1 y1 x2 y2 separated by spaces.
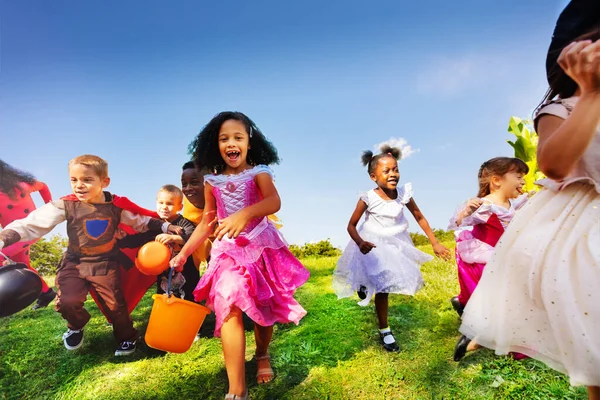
357 286 367 300
32 289 57 310
63 328 84 350
450 296 464 317
115 339 137 356
379 331 400 352
453 335 471 361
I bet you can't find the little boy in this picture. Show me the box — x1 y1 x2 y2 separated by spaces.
119 185 198 300
181 161 212 268
0 155 181 356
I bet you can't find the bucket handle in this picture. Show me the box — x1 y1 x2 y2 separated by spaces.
166 267 175 299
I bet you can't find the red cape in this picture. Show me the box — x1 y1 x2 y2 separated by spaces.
61 193 159 320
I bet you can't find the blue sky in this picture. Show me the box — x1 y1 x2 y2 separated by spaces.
1 0 569 247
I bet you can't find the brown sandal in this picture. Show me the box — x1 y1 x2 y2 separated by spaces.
255 354 274 384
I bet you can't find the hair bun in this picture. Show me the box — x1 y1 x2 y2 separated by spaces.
378 144 402 160
361 150 374 166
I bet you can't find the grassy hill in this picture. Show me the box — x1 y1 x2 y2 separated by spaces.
0 246 586 399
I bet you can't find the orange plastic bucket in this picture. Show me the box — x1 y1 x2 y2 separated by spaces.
135 241 171 275
145 269 211 353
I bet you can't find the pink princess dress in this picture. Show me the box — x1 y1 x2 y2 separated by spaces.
193 165 310 336
448 195 528 307
460 97 600 386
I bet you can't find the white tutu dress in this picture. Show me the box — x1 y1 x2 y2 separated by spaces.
332 183 433 306
459 97 600 387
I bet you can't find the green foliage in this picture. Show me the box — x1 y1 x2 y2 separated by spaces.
288 239 341 259
410 229 455 246
507 117 546 193
30 235 67 276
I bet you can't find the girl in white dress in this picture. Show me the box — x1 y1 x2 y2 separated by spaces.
333 143 450 352
458 13 600 399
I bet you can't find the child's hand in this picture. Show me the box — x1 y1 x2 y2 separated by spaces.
169 255 185 272
167 224 183 235
558 40 600 95
214 210 251 240
155 234 176 245
433 242 451 260
463 198 483 217
358 240 376 254
114 228 128 240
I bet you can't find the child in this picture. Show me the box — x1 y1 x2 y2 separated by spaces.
458 9 600 398
0 155 180 356
170 112 309 400
448 157 528 318
332 143 451 352
180 161 212 267
0 159 57 309
119 185 198 300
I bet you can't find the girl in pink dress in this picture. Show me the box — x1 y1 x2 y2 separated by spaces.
447 157 529 318
0 160 56 309
170 112 309 400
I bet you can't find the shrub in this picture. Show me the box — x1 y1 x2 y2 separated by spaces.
30 235 67 276
409 229 455 246
289 239 341 258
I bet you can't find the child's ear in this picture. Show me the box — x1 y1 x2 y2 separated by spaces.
490 175 501 187
102 177 111 188
369 173 377 182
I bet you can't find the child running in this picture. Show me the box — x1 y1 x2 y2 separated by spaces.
448 157 528 318
169 111 309 400
459 6 600 398
332 143 450 352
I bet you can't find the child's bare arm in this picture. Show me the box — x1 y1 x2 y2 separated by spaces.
155 234 185 245
406 198 451 259
347 199 375 254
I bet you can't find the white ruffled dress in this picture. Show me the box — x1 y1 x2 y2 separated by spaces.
332 183 433 306
459 97 600 387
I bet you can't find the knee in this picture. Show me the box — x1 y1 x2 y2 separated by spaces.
56 294 85 312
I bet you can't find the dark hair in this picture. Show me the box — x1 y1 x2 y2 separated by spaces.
182 161 195 170
540 27 600 105
188 111 280 174
0 159 37 200
361 144 402 174
477 157 529 197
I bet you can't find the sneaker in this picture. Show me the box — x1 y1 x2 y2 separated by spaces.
379 331 400 352
63 328 84 350
32 289 57 310
450 296 464 317
115 339 137 356
357 285 367 300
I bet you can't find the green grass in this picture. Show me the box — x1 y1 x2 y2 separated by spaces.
0 246 587 399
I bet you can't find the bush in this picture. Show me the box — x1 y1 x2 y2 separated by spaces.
289 239 341 259
409 229 455 246
30 235 67 276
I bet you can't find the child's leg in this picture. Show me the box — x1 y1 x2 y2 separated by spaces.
374 293 389 328
221 306 246 397
88 265 137 343
181 259 200 302
5 241 51 293
588 386 600 400
55 261 91 330
254 323 274 384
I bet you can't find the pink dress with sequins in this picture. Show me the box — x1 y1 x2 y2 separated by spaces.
193 165 309 336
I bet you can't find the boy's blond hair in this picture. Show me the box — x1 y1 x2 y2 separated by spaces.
68 155 109 179
158 184 184 200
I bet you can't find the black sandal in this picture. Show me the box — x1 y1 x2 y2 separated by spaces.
453 335 471 361
380 331 400 352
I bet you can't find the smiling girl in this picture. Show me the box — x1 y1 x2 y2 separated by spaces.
170 112 309 400
332 142 450 352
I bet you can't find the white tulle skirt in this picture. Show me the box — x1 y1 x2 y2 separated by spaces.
460 183 600 387
332 229 433 306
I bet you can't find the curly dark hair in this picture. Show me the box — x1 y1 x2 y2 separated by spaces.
477 157 529 197
0 159 37 200
188 111 280 174
361 144 402 175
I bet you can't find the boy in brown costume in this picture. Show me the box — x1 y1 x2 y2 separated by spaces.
0 155 181 356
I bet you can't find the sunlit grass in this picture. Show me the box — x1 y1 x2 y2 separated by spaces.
0 246 587 399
